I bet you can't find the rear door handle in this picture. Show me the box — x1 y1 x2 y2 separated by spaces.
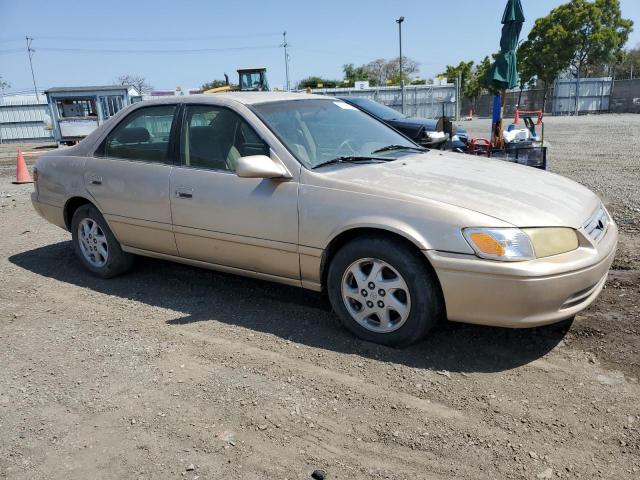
175 187 193 199
87 174 102 185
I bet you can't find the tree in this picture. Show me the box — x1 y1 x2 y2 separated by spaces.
342 57 420 86
526 0 632 113
298 76 341 89
384 56 420 85
365 58 388 86
0 75 10 92
462 56 497 110
201 79 230 91
615 46 640 79
116 74 153 94
517 7 575 112
343 63 374 86
567 0 632 111
439 61 474 94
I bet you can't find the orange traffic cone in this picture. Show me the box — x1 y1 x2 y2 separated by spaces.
12 148 33 184
513 109 520 124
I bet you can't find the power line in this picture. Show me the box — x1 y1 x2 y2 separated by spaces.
33 32 282 42
35 45 281 55
0 48 23 55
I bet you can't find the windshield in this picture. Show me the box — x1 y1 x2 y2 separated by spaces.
252 99 417 168
240 71 269 91
341 97 407 121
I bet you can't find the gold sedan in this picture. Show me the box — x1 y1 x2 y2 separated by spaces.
31 92 617 346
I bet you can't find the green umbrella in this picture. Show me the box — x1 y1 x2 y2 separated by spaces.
489 0 525 90
488 0 525 148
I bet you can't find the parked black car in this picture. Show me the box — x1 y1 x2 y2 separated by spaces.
337 96 468 151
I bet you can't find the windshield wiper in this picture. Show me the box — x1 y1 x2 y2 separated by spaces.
371 144 427 154
311 155 391 169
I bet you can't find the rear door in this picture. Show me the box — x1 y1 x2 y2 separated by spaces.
84 104 179 255
169 104 300 280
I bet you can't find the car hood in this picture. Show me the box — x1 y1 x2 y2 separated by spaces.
320 151 599 228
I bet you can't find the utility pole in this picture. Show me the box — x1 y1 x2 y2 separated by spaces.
396 16 405 114
282 31 290 92
26 36 39 102
456 71 461 121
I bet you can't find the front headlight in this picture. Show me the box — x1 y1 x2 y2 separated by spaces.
523 227 579 258
463 227 579 261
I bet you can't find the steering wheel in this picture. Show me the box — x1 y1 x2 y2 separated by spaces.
334 139 357 157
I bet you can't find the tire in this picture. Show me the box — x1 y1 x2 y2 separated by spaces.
327 236 444 347
71 204 133 278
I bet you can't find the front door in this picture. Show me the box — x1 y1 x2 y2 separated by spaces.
169 104 299 280
85 104 178 255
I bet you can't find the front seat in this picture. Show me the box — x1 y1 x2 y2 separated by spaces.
188 126 226 170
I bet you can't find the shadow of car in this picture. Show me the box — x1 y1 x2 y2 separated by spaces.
9 240 572 374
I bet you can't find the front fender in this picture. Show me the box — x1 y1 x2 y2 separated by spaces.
299 183 509 255
325 217 431 251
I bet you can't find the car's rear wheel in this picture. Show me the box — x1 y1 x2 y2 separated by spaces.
71 204 133 278
327 236 443 347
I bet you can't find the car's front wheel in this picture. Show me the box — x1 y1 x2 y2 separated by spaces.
327 236 444 347
71 204 133 278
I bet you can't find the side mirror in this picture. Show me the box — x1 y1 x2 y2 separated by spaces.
235 155 290 179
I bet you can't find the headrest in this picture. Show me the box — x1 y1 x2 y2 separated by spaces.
116 127 150 144
189 126 214 144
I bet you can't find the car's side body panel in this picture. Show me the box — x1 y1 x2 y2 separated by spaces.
83 157 177 255
120 245 302 288
169 167 300 279
31 153 87 230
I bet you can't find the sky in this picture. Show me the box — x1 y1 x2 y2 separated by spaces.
1 0 638 93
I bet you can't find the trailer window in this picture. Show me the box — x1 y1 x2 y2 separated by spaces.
100 96 125 118
56 99 97 119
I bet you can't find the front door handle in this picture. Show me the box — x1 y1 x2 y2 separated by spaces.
175 187 193 199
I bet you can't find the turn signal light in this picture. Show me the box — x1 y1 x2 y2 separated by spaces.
468 232 505 256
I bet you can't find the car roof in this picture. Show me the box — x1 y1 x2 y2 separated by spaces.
139 91 330 107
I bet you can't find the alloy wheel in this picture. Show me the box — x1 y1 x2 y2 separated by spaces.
77 218 109 267
341 257 412 333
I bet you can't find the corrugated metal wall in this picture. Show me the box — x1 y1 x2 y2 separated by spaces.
551 78 612 114
0 93 54 143
311 84 458 119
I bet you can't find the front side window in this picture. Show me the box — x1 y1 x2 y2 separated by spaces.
253 99 416 168
104 105 176 163
180 105 269 171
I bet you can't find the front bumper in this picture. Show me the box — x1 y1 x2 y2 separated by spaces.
426 220 618 328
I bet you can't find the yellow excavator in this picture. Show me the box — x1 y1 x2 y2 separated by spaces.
204 67 270 93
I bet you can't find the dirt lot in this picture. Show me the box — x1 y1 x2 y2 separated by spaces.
1 115 639 479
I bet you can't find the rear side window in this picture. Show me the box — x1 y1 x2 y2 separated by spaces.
103 105 176 163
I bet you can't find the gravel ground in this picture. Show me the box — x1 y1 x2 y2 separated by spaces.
1 114 639 479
